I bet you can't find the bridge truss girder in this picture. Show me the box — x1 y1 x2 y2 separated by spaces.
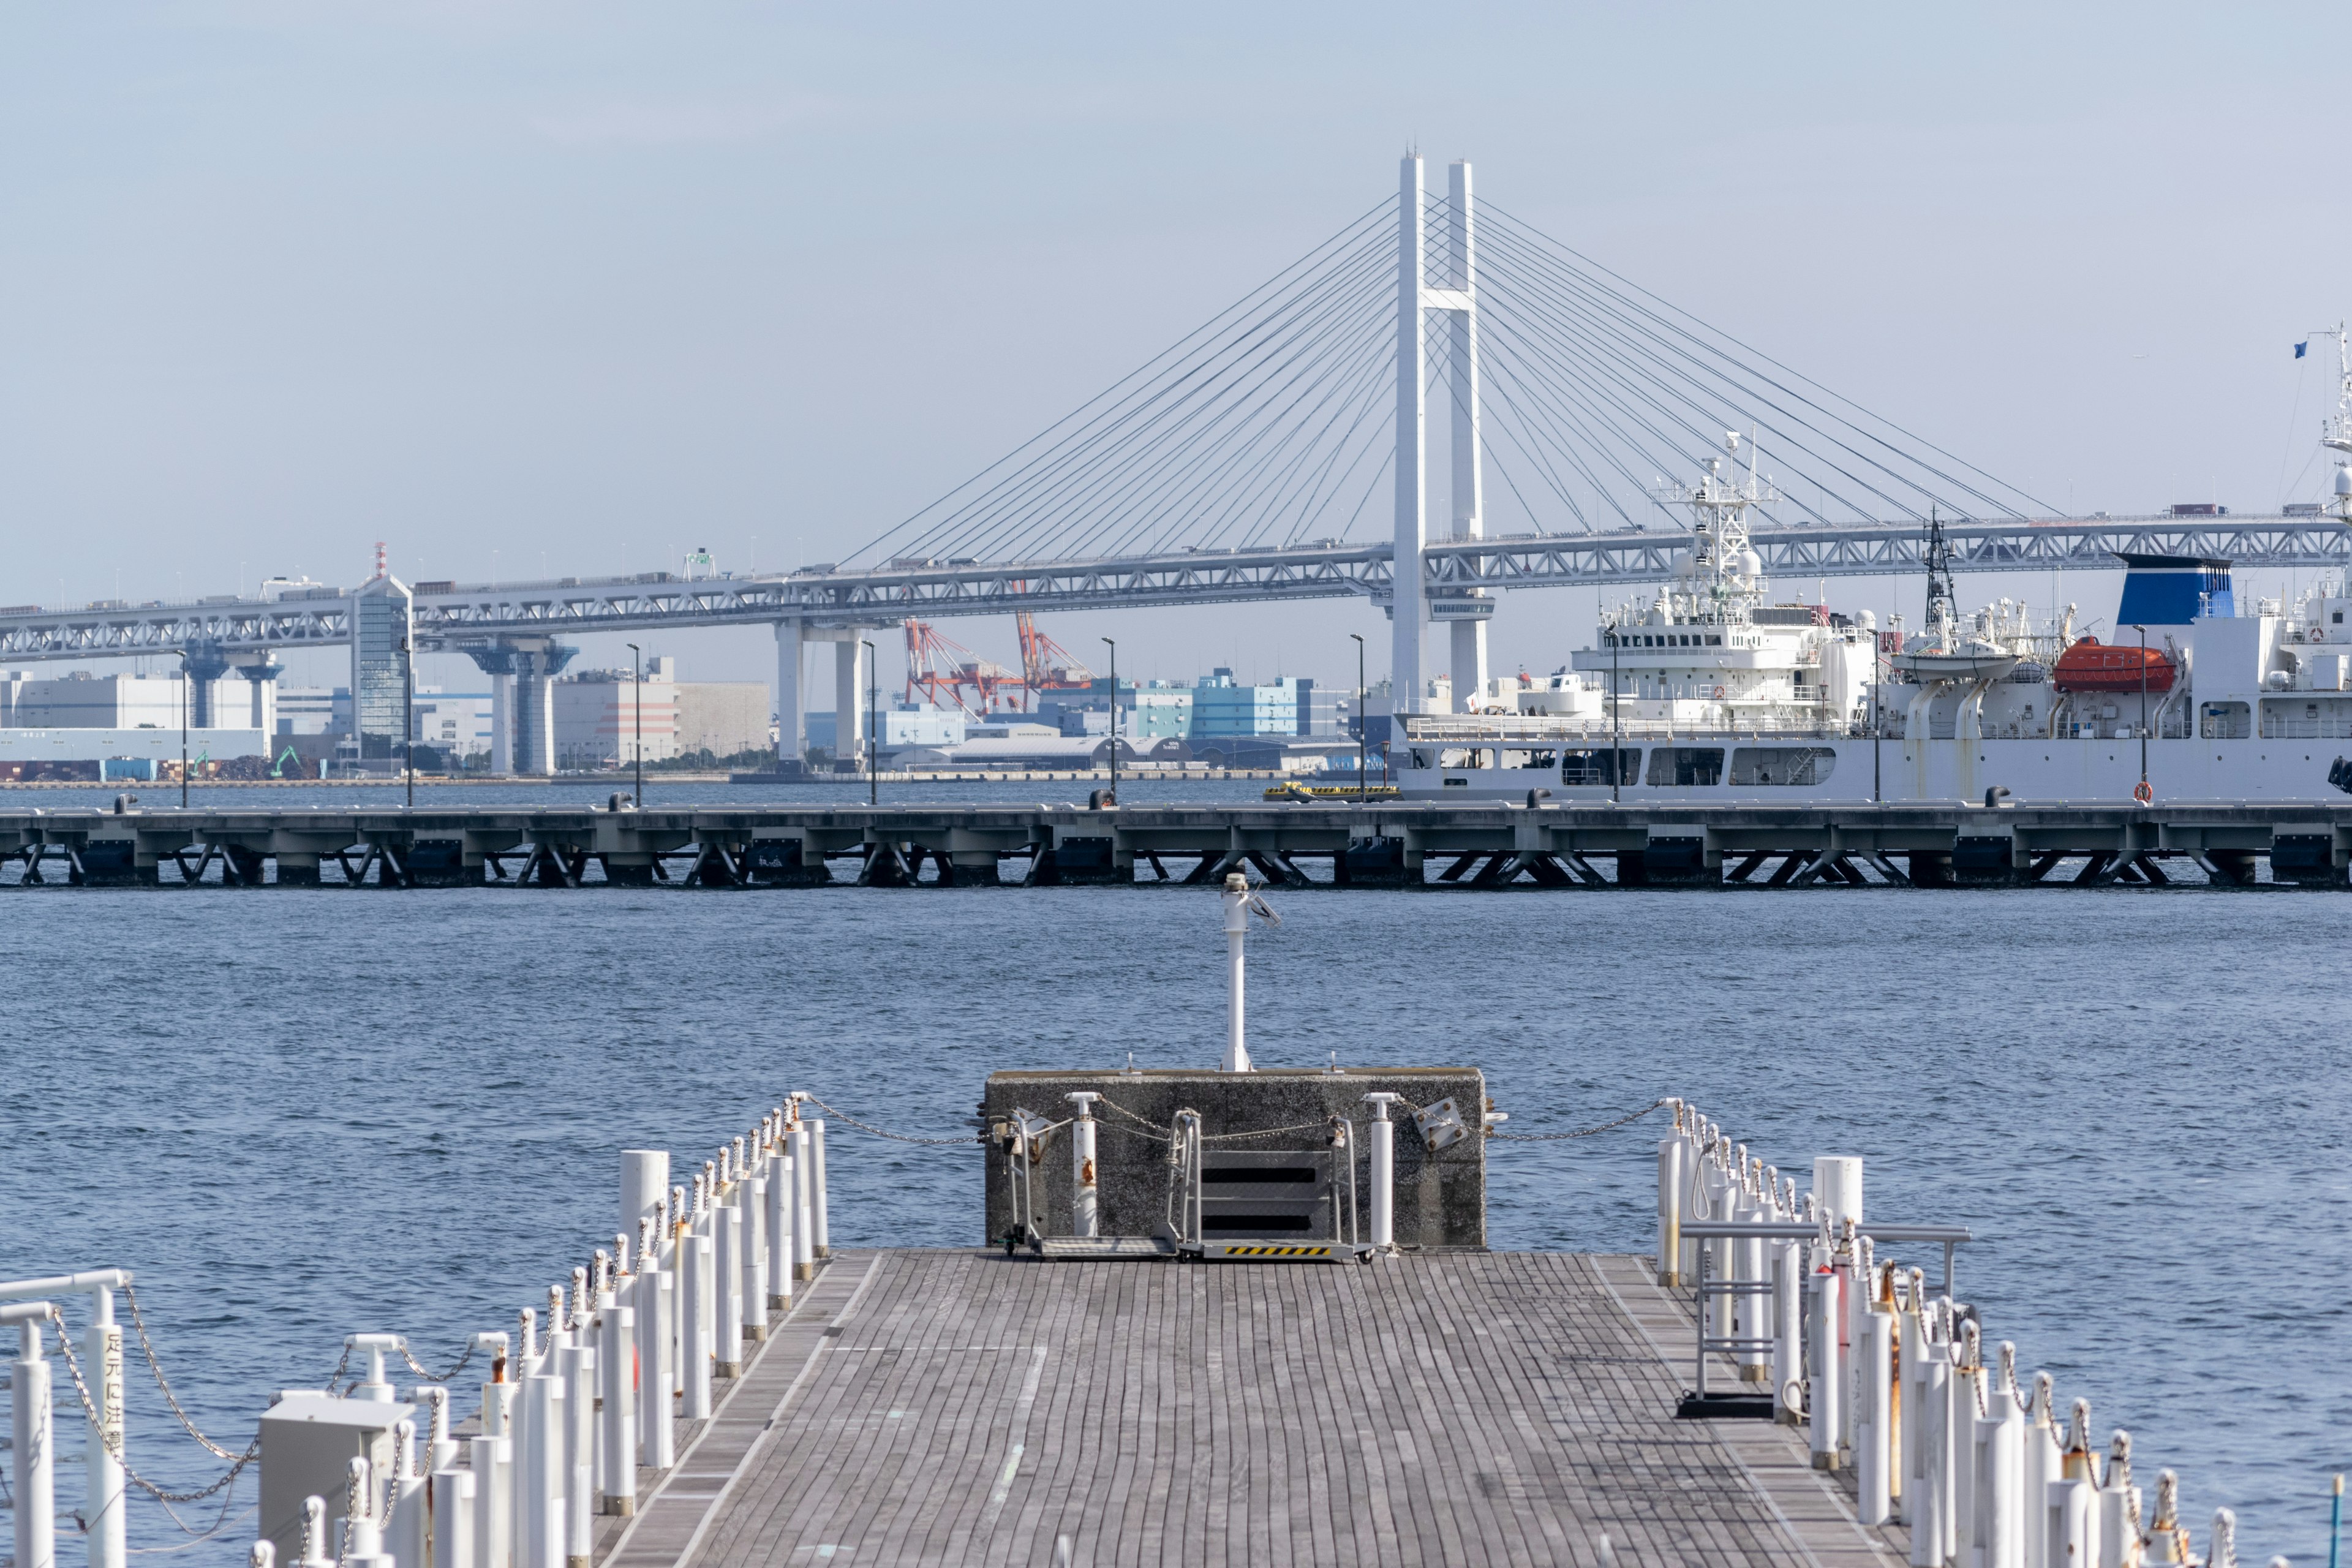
0 515 2344 662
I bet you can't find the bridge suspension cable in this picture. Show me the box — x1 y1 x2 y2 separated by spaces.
852 177 2055 573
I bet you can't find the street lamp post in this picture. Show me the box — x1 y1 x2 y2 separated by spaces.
175 650 189 807
399 635 415 808
1101 638 1118 802
1349 633 1366 802
627 643 643 807
1610 622 1623 804
862 638 878 805
2135 623 2149 797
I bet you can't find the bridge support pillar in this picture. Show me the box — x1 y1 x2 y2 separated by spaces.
454 638 575 776
833 639 867 772
774 620 805 771
182 638 235 729
232 653 282 738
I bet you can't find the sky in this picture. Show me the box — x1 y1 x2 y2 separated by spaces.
4 3 2350 697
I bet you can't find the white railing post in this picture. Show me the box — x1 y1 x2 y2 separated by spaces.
789 1102 815 1280
431 1469 475 1568
681 1221 712 1420
1910 1334 1948 1567
9 1305 56 1568
600 1301 635 1516
741 1158 767 1346
2097 1433 2139 1568
1363 1095 1398 1250
620 1150 669 1274
1656 1136 1685 1284
1732 1175 1766 1384
635 1218 671 1471
810 1120 829 1258
523 1373 564 1568
714 1193 742 1381
86 1285 126 1568
347 1457 382 1562
1067 1094 1101 1238
766 1134 794 1309
1809 1261 1843 1470
1973 1344 2027 1568
298 1496 333 1568
1770 1242 1804 1426
560 1342 593 1567
391 1420 428 1568
1954 1322 1984 1567
1898 1271 1927 1528
1857 1310 1893 1524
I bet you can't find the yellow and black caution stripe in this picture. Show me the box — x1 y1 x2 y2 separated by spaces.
1216 1244 1333 1257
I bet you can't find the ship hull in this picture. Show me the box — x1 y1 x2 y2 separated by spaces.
1398 733 2350 804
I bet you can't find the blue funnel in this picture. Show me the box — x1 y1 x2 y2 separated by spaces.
2113 552 2233 627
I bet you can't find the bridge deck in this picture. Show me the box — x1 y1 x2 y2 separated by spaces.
597 1249 1900 1568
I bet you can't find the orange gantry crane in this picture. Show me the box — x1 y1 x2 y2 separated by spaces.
902 612 1098 715
903 620 1025 716
1014 611 1095 697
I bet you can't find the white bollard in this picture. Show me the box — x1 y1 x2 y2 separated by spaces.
2021 1373 2060 1568
621 1150 669 1262
1656 1137 1686 1284
523 1375 564 1568
2045 1479 2096 1568
1364 1094 1397 1250
1810 1263 1843 1469
1770 1242 1804 1426
1954 1322 1985 1568
810 1120 829 1257
1977 1345 2027 1568
1812 1155 1864 1234
2207 1510 2237 1568
560 1345 594 1567
1733 1179 1767 1384
416 1384 457 1473
1857 1310 1894 1525
347 1457 383 1561
1910 1336 1949 1568
432 1469 475 1568
766 1144 794 1308
10 1306 56 1568
1897 1271 1926 1526
2095 1431 2137 1568
682 1232 713 1418
1068 1093 1101 1238
390 1420 428 1568
715 1202 743 1379
601 1305 635 1515
742 1166 768 1343
298 1496 333 1568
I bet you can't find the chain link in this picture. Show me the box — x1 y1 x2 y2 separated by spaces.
49 1311 262 1511
122 1284 244 1461
801 1093 981 1146
1488 1098 1670 1142
395 1338 478 1384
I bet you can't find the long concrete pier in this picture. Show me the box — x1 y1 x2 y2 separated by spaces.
5 801 2350 887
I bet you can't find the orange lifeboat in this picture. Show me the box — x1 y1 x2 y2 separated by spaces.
2051 636 2176 693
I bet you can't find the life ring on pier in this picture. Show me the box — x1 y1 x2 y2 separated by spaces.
1712 685 1727 699
2132 780 2154 805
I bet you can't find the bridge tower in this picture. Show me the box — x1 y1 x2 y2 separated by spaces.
1393 154 1485 715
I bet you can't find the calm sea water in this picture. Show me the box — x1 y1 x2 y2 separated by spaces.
1 787 2345 1561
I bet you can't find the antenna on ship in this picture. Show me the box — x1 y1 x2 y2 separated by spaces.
1923 507 1956 649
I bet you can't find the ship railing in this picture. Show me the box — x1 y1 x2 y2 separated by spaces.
2258 718 2352 739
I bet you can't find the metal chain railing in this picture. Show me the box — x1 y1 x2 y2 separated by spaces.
395 1338 478 1384
122 1284 246 1461
801 1093 981 1147
1489 1098 1671 1142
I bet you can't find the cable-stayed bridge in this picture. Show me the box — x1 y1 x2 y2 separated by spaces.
2 156 2341 772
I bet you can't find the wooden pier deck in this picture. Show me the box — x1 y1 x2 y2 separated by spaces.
596 1250 1904 1568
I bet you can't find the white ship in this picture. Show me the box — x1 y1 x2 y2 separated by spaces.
1395 366 2352 805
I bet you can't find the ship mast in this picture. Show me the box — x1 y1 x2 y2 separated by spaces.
2320 323 2352 518
1656 429 1775 611
1923 508 1956 648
